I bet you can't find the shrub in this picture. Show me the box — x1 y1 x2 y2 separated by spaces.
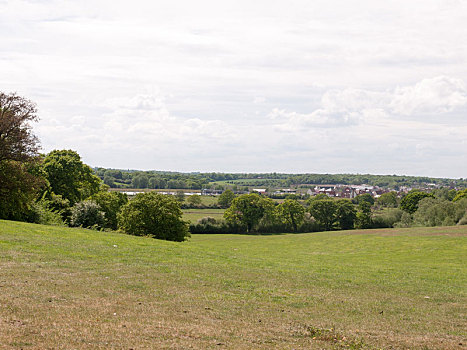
189 217 241 234
118 192 189 241
70 200 105 229
90 191 128 230
371 208 403 228
26 199 64 226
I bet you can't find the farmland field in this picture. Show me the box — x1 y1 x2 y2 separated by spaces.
182 209 225 223
0 221 466 349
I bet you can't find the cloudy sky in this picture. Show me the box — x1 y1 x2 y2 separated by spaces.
2 0 467 178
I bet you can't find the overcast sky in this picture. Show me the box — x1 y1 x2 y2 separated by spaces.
2 0 467 178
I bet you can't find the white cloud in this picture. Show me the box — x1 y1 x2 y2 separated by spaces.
2 1 467 176
390 76 467 115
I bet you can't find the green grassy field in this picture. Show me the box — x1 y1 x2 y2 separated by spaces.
182 209 225 223
0 221 466 349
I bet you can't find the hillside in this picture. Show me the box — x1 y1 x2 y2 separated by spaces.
0 221 466 349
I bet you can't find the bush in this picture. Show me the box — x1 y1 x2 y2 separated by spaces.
70 201 105 230
189 217 241 234
90 191 128 230
26 199 64 226
118 192 190 241
371 208 403 228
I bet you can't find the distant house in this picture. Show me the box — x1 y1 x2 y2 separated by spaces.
252 188 267 194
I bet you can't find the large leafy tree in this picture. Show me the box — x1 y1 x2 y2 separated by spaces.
0 92 44 220
274 199 305 232
118 192 189 241
400 191 434 214
0 92 39 162
42 150 101 206
218 189 235 208
308 199 338 231
90 191 128 230
335 199 357 230
224 193 274 232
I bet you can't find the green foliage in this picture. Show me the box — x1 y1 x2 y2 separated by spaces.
355 202 372 229
70 201 105 230
175 191 185 203
307 193 329 204
274 199 305 232
376 191 398 208
187 194 202 206
335 199 357 230
432 188 457 201
224 193 275 232
43 150 101 205
453 189 467 202
0 92 44 221
27 198 64 226
353 193 375 206
308 199 337 231
372 208 404 228
413 197 467 227
217 189 235 208
90 191 128 230
399 191 434 214
0 160 44 220
118 192 190 241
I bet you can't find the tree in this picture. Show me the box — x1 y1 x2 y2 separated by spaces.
0 92 44 220
175 190 185 203
70 200 105 230
90 191 128 230
308 199 337 231
187 194 202 206
335 199 357 230
42 150 101 206
117 192 189 241
376 192 398 208
274 199 305 232
355 202 372 229
400 191 434 214
218 189 235 208
0 92 39 162
353 193 375 206
224 193 274 232
453 189 467 202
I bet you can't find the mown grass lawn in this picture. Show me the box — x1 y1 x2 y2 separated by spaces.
0 220 466 349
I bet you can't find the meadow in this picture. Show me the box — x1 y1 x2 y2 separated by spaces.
0 220 465 349
182 209 225 223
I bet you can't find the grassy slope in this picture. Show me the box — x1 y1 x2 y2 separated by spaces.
0 221 466 350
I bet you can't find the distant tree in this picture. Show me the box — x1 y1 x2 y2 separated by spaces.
103 174 116 187
376 192 398 208
224 193 274 232
175 190 185 203
118 192 189 241
335 199 357 230
187 194 202 206
355 202 372 229
400 191 434 214
218 189 235 208
353 193 375 206
0 92 44 220
274 199 305 232
307 193 329 204
308 199 338 231
42 150 101 206
453 189 467 202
